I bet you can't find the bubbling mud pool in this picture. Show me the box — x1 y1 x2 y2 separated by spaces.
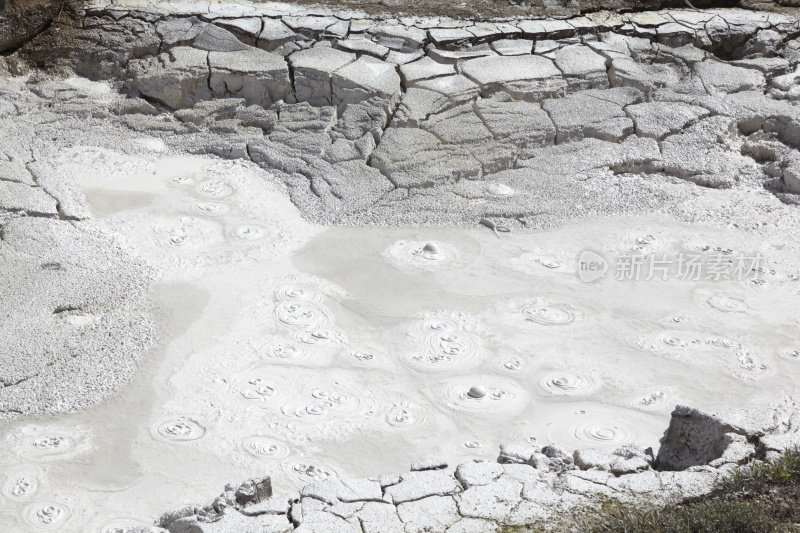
2 144 800 532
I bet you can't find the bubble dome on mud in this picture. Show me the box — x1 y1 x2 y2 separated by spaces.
437 376 529 417
382 240 460 271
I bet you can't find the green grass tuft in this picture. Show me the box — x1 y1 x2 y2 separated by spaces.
585 499 778 533
721 448 800 493
501 449 800 533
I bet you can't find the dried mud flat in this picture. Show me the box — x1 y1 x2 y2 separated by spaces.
2 0 800 532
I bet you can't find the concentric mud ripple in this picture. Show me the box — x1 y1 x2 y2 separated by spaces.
6 426 93 462
463 439 486 450
274 300 330 331
348 349 376 362
695 289 749 314
281 386 360 420
260 338 335 366
509 250 575 276
780 348 800 361
404 315 482 370
22 501 73 530
729 349 770 380
382 240 458 271
707 295 748 313
228 370 290 408
538 372 599 397
628 390 672 411
660 314 692 329
623 232 668 253
265 275 347 302
274 283 322 302
295 328 346 346
2 468 41 502
155 418 205 442
636 330 703 357
385 400 428 429
280 378 375 422
265 278 346 344
230 224 267 241
547 415 637 450
264 340 304 361
282 459 338 485
241 436 290 459
438 377 529 417
152 217 208 248
522 298 579 326
705 336 740 350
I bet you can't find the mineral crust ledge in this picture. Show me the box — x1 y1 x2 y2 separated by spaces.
154 397 800 533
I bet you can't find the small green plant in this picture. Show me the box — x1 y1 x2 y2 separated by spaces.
580 449 800 533
722 448 800 493
501 449 800 533
585 499 778 533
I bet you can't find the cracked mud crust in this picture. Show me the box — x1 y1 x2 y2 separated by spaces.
10 1 800 230
154 398 800 533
